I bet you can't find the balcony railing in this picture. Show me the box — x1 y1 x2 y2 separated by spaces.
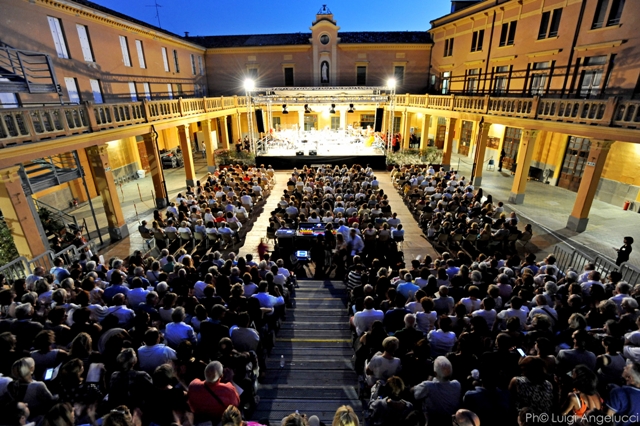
1 94 639 148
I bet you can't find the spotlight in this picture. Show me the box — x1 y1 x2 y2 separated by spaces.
244 78 255 91
282 104 288 114
387 78 396 89
304 104 312 114
329 104 336 114
348 104 355 113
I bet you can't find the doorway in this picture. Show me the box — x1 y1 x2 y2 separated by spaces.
435 117 447 149
501 127 522 172
558 136 591 192
458 121 473 156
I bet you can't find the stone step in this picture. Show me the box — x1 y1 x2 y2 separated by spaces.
280 321 347 330
270 346 354 357
257 384 359 400
261 369 358 385
277 329 352 339
266 358 353 370
273 340 352 348
291 300 347 309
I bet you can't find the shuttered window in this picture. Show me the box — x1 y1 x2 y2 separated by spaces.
48 17 69 59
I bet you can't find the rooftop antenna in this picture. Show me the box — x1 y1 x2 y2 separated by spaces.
146 0 163 28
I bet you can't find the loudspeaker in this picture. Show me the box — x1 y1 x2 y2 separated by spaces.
309 150 317 156
374 107 384 132
296 151 304 156
255 108 265 133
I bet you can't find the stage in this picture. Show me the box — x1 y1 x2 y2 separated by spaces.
255 128 388 170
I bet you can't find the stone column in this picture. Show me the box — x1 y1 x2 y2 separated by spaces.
232 112 242 143
201 119 217 173
567 140 614 232
0 166 48 259
442 117 457 171
86 145 129 241
217 117 229 150
298 110 305 131
340 109 347 130
472 122 492 187
508 129 540 204
419 114 431 149
402 111 412 150
177 124 197 187
141 133 168 208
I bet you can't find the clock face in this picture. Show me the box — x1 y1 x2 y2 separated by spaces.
320 34 330 45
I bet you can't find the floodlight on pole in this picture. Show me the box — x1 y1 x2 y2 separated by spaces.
244 78 255 91
244 78 256 153
387 78 396 89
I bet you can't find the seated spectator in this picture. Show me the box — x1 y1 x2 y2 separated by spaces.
164 307 197 349
137 328 177 374
187 361 240 425
413 356 461 425
366 336 402 385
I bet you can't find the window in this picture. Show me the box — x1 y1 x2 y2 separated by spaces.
579 56 608 98
592 0 626 28
76 25 94 62
128 82 138 102
471 30 484 52
142 83 151 100
360 114 375 128
248 68 258 79
166 83 173 99
356 66 367 85
190 54 197 75
530 62 551 95
175 83 183 96
494 65 510 94
467 69 480 93
284 67 294 86
442 71 451 95
394 66 405 86
272 116 281 130
47 17 69 59
119 36 131 67
161 47 170 72
173 50 180 73
64 77 80 103
499 21 517 47
444 38 454 57
331 116 340 130
135 40 146 69
538 9 563 39
89 79 103 103
198 56 204 75
608 0 626 26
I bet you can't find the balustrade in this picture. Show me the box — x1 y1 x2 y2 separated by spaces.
1 94 639 148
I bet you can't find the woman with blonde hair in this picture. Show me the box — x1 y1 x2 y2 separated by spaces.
332 405 359 426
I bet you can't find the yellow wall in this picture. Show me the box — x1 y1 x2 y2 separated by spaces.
106 137 140 169
603 142 640 187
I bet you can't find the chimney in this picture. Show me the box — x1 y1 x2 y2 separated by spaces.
184 31 190 37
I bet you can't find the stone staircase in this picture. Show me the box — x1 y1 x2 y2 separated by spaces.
253 280 361 424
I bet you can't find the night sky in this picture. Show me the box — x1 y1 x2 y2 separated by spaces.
90 0 453 37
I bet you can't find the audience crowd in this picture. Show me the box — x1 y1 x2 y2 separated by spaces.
0 163 639 426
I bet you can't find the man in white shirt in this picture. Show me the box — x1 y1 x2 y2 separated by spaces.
252 281 285 314
138 328 177 374
164 220 177 234
387 213 401 228
336 220 351 239
164 307 197 348
240 192 253 207
471 297 497 330
106 294 135 327
353 296 384 336
230 313 260 352
495 296 527 330
348 228 365 256
528 295 558 328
